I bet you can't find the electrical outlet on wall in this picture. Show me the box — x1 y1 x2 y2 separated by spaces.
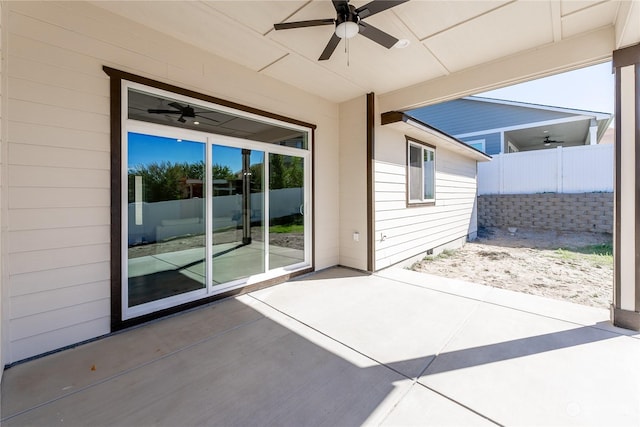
353 232 359 242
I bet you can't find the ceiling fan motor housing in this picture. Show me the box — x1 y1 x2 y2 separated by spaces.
335 5 360 39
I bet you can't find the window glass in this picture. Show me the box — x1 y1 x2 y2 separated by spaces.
409 145 422 201
128 88 307 149
269 154 305 269
408 141 436 204
423 148 435 200
127 133 206 307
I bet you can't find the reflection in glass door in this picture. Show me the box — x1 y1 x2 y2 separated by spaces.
127 132 206 307
124 129 309 319
269 153 305 269
211 145 265 284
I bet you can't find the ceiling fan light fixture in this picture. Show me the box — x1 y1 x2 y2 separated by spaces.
335 20 359 39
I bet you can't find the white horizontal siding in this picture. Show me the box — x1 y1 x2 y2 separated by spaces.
9 226 110 253
9 263 111 298
11 281 110 319
10 316 111 363
374 146 477 270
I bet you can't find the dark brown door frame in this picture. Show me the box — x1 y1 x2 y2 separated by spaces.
104 66 316 331
367 93 375 272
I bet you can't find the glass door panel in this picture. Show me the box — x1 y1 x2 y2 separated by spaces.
127 132 206 307
211 145 265 284
268 153 305 269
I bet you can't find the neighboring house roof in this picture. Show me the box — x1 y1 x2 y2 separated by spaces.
381 111 492 162
407 96 613 153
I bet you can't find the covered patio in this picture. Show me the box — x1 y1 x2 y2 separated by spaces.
3 267 639 426
2 2 640 424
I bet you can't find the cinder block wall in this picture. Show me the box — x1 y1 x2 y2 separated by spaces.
478 193 613 233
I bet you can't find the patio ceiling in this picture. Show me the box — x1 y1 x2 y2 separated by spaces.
91 1 639 106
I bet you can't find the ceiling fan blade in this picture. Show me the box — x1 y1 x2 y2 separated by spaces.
147 109 181 114
356 0 409 19
168 102 184 110
319 33 341 61
358 21 399 49
332 0 349 14
274 19 335 30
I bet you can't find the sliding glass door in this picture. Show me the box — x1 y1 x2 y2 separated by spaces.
211 145 265 285
123 129 310 319
127 132 207 308
123 83 312 320
269 153 305 269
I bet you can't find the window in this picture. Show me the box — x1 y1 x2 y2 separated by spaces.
465 139 485 152
407 139 435 204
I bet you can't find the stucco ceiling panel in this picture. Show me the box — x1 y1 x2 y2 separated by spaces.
91 1 288 71
261 54 364 103
394 0 510 40
200 0 307 35
423 1 554 73
562 1 619 38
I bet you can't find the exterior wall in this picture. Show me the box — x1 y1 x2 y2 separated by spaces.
338 96 367 270
478 193 613 233
375 125 478 270
409 98 574 136
460 133 501 155
4 1 339 364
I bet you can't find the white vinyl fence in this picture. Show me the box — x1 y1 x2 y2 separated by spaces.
478 144 613 195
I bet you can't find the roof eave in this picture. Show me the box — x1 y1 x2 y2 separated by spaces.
381 111 492 162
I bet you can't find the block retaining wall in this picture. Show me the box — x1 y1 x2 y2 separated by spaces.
477 193 613 233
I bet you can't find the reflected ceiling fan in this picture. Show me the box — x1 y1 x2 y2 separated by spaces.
148 102 196 123
147 101 221 125
543 136 564 146
274 0 409 61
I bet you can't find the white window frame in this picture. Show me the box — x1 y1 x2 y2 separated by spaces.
121 81 313 320
407 138 436 205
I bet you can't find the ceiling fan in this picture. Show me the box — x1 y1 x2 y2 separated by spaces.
148 102 196 123
274 0 409 61
147 102 222 126
543 136 564 146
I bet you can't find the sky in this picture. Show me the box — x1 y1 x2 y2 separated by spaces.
477 62 614 114
128 132 260 172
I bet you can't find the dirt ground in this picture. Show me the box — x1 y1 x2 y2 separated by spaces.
411 226 613 309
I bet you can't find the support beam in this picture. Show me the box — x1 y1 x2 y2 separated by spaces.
589 119 598 145
379 27 614 112
612 43 640 330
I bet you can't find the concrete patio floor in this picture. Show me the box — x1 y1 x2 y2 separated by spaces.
2 267 640 426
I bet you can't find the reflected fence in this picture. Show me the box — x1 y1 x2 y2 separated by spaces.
128 187 303 246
